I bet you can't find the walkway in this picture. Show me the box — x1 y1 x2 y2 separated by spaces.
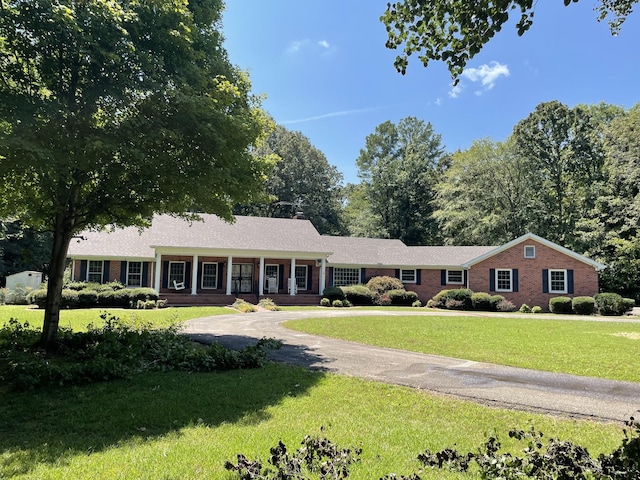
183 309 640 423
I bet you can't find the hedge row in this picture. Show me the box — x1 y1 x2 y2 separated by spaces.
27 287 159 309
428 289 517 312
549 293 634 315
321 276 420 307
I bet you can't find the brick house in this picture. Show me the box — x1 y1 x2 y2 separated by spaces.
66 214 605 308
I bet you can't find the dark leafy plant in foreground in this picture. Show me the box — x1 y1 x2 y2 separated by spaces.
225 432 362 479
228 418 640 479
0 314 281 390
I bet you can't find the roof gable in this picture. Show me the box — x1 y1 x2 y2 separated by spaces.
463 233 606 270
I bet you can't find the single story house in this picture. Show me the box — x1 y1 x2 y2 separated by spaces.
66 214 605 308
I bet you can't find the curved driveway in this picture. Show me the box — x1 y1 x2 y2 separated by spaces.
183 310 640 422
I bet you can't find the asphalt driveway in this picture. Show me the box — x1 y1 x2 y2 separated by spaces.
183 309 640 422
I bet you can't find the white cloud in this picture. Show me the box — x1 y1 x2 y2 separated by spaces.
318 40 330 49
448 61 510 98
286 38 336 57
282 106 387 125
286 39 311 54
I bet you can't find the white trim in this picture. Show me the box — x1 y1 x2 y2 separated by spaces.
548 269 568 294
524 245 536 259
295 264 309 291
87 260 104 283
191 255 198 295
126 261 143 287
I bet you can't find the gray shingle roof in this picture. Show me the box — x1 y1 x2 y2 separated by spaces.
67 214 328 259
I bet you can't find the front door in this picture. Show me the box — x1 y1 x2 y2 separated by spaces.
232 264 253 293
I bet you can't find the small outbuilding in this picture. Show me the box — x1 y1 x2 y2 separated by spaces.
6 270 43 291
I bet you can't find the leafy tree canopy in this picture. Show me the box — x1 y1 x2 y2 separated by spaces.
381 0 638 80
0 0 274 345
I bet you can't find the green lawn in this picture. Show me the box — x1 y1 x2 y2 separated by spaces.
0 305 232 331
284 314 640 382
0 363 626 480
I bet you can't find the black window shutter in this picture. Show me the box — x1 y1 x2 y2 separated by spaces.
120 262 127 284
463 270 468 286
360 268 366 284
217 263 225 289
441 269 446 285
279 264 285 289
395 269 400 279
142 262 149 287
328 267 334 287
103 261 110 283
568 269 574 294
197 262 203 290
306 265 312 290
80 260 87 281
513 269 519 292
542 269 549 293
185 262 191 288
162 261 169 288
416 269 421 285
489 268 495 292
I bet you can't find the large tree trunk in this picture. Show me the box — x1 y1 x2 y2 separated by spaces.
40 216 74 348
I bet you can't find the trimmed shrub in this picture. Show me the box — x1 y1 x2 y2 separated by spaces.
426 299 435 308
0 288 5 304
77 289 98 308
127 288 159 304
471 292 492 311
549 296 572 314
322 286 346 302
432 288 473 310
258 298 280 311
26 289 48 308
496 299 517 312
377 294 391 306
332 299 343 308
412 300 422 308
595 292 629 316
341 285 374 306
232 298 256 313
519 303 532 313
623 297 636 314
61 289 79 308
489 295 506 311
320 297 331 307
531 306 543 314
387 289 418 306
572 296 595 315
365 276 404 296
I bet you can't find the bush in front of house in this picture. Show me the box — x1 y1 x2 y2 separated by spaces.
489 294 506 311
26 289 47 308
61 289 80 308
432 288 473 310
387 289 418 306
471 292 492 311
365 276 405 296
341 285 374 306
322 286 346 302
519 303 532 313
320 297 331 307
572 296 595 315
496 299 517 312
531 305 543 314
77 289 98 308
332 299 344 308
549 296 572 314
594 292 635 316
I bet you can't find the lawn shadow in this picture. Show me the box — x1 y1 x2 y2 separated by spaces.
0 337 328 478
188 333 337 372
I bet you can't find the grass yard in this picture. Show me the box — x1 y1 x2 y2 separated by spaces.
0 305 231 331
0 363 626 480
284 314 640 382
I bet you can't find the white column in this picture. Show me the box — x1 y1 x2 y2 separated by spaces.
191 255 198 295
226 255 233 295
258 257 265 296
320 259 326 294
289 258 296 296
154 253 161 292
71 260 76 283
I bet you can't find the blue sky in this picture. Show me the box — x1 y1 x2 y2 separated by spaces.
222 2 640 185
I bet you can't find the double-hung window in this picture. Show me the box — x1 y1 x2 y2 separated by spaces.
169 261 186 288
447 270 464 285
295 265 308 290
333 268 360 287
495 269 513 292
87 260 103 283
549 269 567 294
400 269 416 283
201 262 218 289
127 261 142 287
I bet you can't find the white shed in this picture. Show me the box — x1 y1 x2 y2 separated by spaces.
6 270 43 291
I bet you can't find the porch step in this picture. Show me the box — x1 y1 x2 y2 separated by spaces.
160 292 321 307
